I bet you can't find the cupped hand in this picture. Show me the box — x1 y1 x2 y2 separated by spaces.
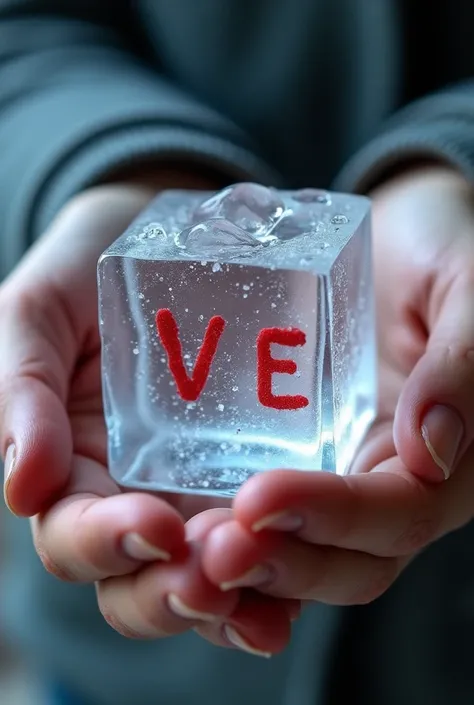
200 166 474 607
0 179 294 655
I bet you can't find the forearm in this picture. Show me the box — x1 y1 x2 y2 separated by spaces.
334 80 474 194
0 1 278 280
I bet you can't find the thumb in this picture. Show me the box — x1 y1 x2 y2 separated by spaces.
0 185 156 516
0 287 74 517
393 272 474 482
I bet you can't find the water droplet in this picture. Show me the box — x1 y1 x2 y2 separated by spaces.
242 284 250 291
293 188 331 205
198 314 204 322
271 302 277 308
212 262 221 272
200 260 208 266
140 222 167 240
331 214 349 225
138 293 145 299
177 219 263 255
217 403 225 412
232 385 239 392
132 347 139 355
193 183 286 240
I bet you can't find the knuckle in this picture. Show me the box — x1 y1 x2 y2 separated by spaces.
293 546 333 600
98 607 147 640
10 356 59 394
393 517 438 554
445 343 474 367
69 516 103 573
96 581 162 640
35 544 78 582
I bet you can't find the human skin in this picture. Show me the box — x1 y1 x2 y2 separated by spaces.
2 166 474 656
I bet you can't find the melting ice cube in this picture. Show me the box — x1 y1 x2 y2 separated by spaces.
98 183 376 499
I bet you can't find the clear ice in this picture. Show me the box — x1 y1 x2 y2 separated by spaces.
98 183 377 497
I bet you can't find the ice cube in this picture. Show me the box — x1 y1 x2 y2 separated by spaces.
98 183 377 497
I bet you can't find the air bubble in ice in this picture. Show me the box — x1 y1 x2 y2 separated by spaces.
139 222 167 240
331 214 349 225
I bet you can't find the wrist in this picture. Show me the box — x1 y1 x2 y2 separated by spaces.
99 159 231 193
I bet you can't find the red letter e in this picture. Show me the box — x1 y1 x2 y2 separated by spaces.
256 327 309 410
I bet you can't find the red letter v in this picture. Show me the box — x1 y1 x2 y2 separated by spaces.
156 308 226 402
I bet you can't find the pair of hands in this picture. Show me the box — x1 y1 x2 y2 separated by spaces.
1 165 474 658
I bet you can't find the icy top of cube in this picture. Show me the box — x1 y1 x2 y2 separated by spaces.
102 183 370 272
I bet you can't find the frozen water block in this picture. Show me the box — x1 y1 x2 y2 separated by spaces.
98 183 377 497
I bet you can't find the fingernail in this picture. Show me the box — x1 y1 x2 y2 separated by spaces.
421 405 464 480
167 593 218 623
252 511 303 533
3 444 17 515
223 625 272 658
122 532 171 562
220 564 275 591
3 444 16 482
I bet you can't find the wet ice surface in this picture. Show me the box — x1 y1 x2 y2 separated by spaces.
98 183 377 497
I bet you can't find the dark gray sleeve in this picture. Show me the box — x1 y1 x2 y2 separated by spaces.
0 0 279 276
333 81 474 194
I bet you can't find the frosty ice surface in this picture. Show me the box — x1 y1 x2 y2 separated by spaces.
98 183 377 497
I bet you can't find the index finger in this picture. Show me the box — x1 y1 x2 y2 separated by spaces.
233 466 446 557
0 290 74 516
